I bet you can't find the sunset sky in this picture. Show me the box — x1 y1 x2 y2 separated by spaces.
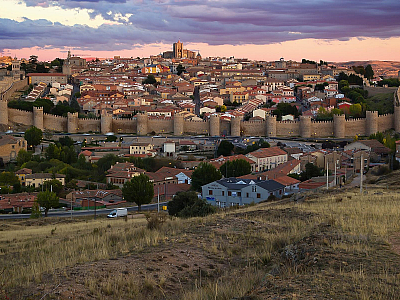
1 0 400 62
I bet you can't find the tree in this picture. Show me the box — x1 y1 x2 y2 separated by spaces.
36 190 59 217
24 126 42 149
122 174 154 211
97 154 124 177
217 140 234 156
17 149 32 166
58 136 75 147
365 65 374 80
176 64 186 76
143 75 157 85
0 172 19 186
168 191 198 216
300 163 323 181
106 135 118 142
43 179 63 196
191 162 222 192
220 159 251 178
167 191 215 218
349 103 362 118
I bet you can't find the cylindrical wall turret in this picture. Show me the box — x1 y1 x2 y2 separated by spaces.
33 106 44 130
209 114 220 136
333 114 346 138
137 113 148 136
100 111 113 134
174 113 184 136
394 106 400 133
67 112 79 133
300 116 311 138
231 116 241 136
366 111 378 136
266 115 277 137
0 101 8 126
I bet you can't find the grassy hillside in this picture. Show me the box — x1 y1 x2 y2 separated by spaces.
365 92 395 115
1 187 400 299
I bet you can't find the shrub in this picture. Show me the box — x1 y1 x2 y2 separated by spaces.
145 212 167 230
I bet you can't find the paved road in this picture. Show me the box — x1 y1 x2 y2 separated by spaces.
0 202 168 220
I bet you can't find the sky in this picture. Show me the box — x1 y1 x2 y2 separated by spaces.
0 0 400 62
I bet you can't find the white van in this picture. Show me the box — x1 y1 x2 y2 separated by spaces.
107 208 128 218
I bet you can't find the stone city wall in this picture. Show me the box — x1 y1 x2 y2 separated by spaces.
241 120 266 136
78 118 101 133
276 121 300 136
0 78 28 102
8 108 33 126
184 119 209 135
44 113 67 132
2 87 400 138
112 118 137 134
147 118 174 134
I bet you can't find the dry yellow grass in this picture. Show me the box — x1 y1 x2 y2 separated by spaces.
1 187 400 299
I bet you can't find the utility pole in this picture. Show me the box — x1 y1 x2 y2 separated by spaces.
157 185 160 213
95 183 98 219
326 161 329 189
334 159 337 187
360 153 363 194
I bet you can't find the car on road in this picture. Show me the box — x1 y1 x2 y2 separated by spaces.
107 208 128 218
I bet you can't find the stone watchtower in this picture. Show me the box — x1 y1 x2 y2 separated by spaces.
0 100 8 126
231 116 241 136
174 113 184 136
333 114 345 138
365 111 378 136
67 112 79 134
137 113 148 136
33 106 44 130
265 115 277 137
299 116 311 138
100 111 113 134
209 114 220 136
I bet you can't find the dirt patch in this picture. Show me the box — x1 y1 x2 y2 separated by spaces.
250 225 400 299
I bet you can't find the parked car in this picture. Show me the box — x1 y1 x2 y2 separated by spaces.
107 208 128 218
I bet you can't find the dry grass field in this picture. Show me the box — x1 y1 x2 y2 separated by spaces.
1 186 400 299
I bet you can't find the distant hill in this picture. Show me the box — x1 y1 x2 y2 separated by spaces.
335 60 400 78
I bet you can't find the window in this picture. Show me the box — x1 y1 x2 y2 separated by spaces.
228 191 232 196
257 193 261 199
222 191 225 196
246 193 249 198
237 192 241 197
209 190 213 195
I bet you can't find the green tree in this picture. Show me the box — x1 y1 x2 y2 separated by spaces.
365 64 374 80
349 104 363 118
220 159 251 177
176 64 186 76
43 179 63 196
106 135 118 142
300 163 323 181
122 174 154 211
97 154 123 177
30 202 42 219
16 149 32 166
24 126 43 150
58 136 75 147
167 191 215 218
217 140 234 156
191 162 222 192
0 172 19 186
36 190 59 217
143 75 157 85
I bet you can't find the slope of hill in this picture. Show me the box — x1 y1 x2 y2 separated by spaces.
336 61 400 78
1 187 400 299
